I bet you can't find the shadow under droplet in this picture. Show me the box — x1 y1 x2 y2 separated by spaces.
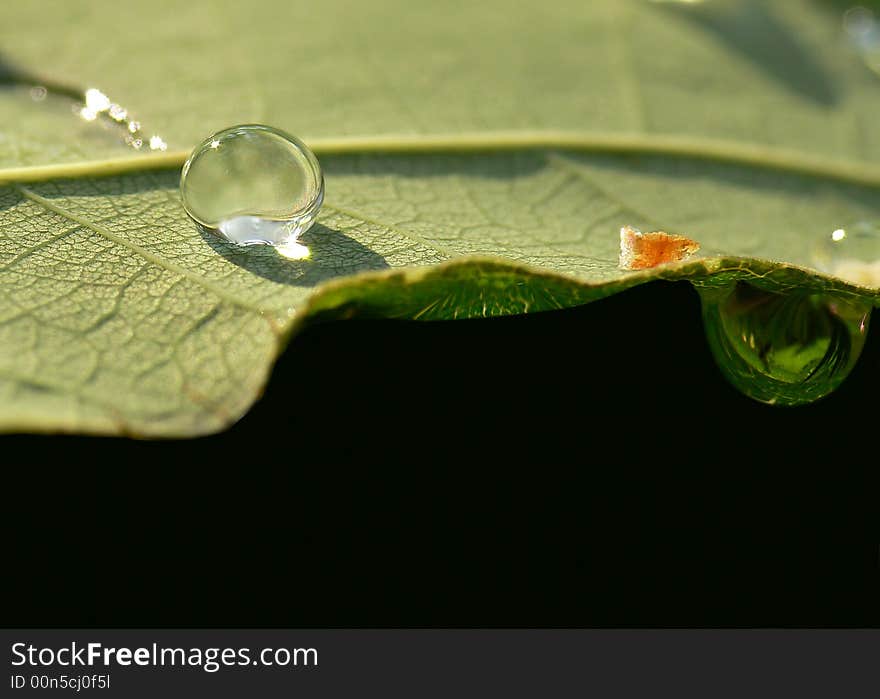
199 222 390 287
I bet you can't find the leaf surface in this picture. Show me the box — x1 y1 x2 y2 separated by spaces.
1 0 879 435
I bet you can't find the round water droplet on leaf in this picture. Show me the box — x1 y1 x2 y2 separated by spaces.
811 221 880 288
698 282 871 406
180 124 324 249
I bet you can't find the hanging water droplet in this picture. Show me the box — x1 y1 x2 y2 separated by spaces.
180 124 324 251
697 281 871 405
811 221 880 288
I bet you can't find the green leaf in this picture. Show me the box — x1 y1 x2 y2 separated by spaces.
1 0 879 435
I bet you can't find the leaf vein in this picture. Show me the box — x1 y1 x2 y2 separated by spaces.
14 185 278 317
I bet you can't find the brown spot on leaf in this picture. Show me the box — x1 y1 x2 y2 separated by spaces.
619 225 700 270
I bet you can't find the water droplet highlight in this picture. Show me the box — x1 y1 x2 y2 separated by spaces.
84 88 111 113
74 87 155 151
698 282 871 405
108 104 127 122
180 124 324 251
811 221 880 288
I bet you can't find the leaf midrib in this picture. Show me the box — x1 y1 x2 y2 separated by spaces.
3 131 880 188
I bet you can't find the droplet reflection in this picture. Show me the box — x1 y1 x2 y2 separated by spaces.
698 281 871 405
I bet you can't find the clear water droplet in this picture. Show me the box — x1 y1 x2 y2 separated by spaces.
698 282 871 405
180 124 324 250
811 221 880 288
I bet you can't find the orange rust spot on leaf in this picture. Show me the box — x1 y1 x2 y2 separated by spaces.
619 225 700 270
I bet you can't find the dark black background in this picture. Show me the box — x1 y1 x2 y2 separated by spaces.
2 280 877 627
